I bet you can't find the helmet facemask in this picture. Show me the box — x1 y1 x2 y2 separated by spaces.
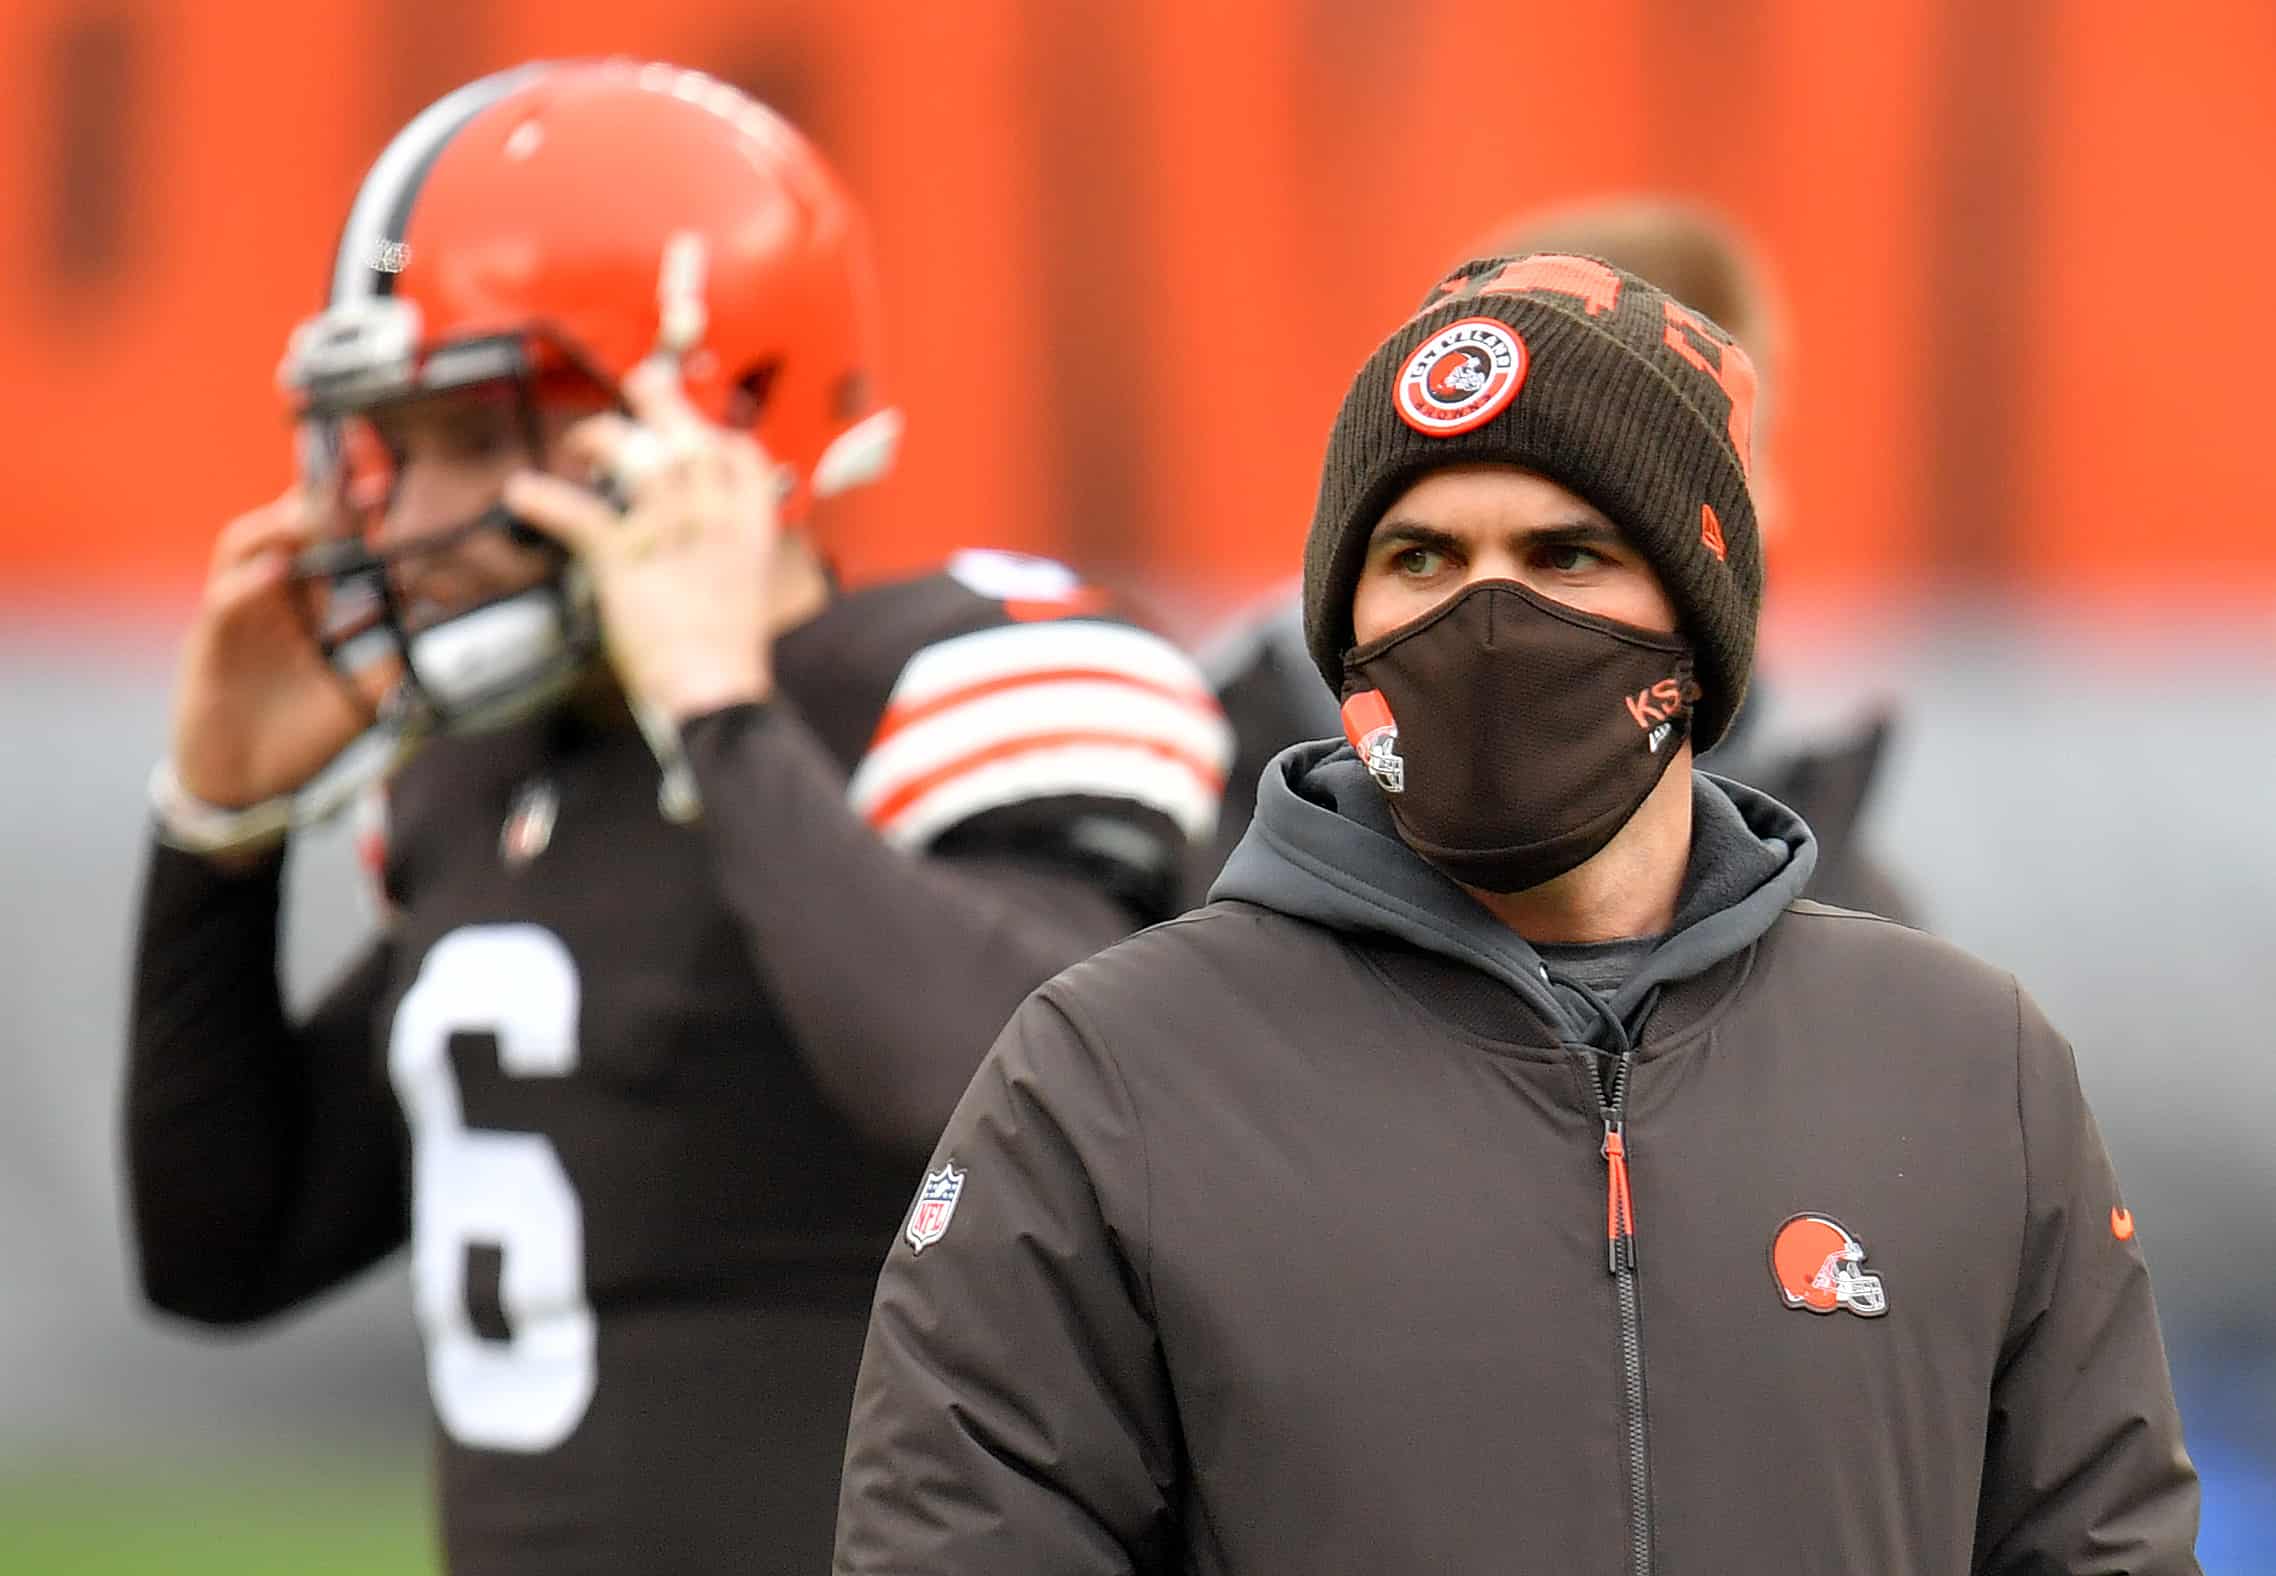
280 296 615 737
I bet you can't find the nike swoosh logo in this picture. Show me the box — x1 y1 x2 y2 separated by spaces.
2111 1206 2136 1241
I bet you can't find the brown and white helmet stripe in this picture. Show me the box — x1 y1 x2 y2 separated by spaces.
327 64 547 308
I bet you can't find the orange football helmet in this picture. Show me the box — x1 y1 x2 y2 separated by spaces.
278 59 898 730
288 57 895 514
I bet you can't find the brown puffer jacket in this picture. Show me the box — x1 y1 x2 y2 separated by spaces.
836 750 2199 1576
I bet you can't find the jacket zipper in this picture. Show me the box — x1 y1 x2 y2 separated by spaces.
1598 1049 1652 1576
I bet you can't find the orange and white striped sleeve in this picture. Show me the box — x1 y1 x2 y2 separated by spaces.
846 619 1234 852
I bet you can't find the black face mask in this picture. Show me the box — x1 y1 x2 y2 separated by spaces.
1340 579 1699 894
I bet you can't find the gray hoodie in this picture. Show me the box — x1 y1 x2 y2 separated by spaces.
1213 739 1816 1041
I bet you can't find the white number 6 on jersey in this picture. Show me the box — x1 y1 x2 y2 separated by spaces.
389 924 595 1452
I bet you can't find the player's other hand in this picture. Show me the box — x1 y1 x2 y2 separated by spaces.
170 488 393 809
504 362 780 724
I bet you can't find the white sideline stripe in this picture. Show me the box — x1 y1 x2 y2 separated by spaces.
849 680 1231 814
874 745 1221 849
884 621 1209 710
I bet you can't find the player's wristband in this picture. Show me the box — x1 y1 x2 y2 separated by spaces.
146 760 293 856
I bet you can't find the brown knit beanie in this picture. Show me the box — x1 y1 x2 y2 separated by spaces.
1302 252 1765 749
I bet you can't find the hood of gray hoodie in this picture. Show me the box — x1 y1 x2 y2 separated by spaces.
1209 739 1817 1043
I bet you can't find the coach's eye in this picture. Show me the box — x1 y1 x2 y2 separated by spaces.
1541 544 1606 574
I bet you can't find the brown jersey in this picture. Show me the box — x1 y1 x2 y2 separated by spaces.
126 558 1231 1575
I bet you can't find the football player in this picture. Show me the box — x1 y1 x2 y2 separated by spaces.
123 59 1229 1575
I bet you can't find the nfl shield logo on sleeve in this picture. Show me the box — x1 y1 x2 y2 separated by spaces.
905 1162 966 1254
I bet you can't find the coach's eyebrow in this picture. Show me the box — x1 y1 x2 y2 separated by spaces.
1366 520 1462 554
1515 522 1625 549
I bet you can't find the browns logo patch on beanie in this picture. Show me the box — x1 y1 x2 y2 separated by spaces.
1301 252 1765 750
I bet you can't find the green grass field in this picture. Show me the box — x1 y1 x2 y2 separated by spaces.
0 1459 433 1575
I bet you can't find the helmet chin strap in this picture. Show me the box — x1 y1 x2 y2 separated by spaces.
276 574 596 832
399 569 703 823
401 578 592 730
278 557 710 838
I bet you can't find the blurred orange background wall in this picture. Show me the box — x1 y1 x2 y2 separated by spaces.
4 0 2273 626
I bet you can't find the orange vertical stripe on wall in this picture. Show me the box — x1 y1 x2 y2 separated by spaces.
1138 0 1663 632
1744 0 1940 618
820 0 1050 586
1 0 376 607
2024 3 2276 610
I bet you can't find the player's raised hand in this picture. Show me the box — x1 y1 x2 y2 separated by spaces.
169 487 393 810
503 360 782 723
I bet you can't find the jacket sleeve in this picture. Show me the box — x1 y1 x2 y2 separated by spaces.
678 699 1159 1159
1972 983 2202 1574
123 839 407 1326
833 989 1181 1575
